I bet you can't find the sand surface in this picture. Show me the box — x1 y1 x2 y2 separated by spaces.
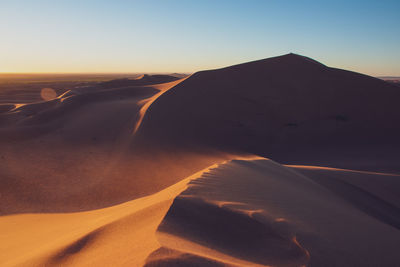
1 56 400 266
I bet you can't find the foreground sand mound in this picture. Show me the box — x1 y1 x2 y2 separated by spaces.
146 159 400 267
3 158 399 266
0 168 194 267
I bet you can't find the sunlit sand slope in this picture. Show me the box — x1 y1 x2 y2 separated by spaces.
0 166 209 267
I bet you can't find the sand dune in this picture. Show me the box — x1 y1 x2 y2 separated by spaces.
135 53 400 171
146 159 400 266
98 74 182 89
1 54 400 266
0 166 196 266
2 158 399 266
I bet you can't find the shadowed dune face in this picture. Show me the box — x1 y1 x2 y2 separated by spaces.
135 54 400 168
145 248 227 267
156 197 308 266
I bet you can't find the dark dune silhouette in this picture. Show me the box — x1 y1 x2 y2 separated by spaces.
135 53 400 171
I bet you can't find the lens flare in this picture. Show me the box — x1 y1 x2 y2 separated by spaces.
40 88 57 101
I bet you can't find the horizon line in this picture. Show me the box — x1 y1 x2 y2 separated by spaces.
0 72 398 78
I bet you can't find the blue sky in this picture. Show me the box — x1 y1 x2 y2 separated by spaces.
1 0 399 75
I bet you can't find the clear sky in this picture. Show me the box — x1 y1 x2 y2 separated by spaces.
1 0 399 76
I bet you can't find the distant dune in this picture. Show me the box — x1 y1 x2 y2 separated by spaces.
0 73 187 104
98 74 182 89
1 55 400 266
